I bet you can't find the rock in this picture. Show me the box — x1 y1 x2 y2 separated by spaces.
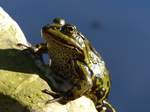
0 7 97 112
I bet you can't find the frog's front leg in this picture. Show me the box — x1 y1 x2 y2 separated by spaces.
46 60 93 103
18 42 48 62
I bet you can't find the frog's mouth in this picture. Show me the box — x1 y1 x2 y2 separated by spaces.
41 26 85 58
42 29 79 49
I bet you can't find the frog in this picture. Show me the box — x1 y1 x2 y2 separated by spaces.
29 18 116 112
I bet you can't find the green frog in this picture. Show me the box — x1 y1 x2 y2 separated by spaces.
31 18 116 112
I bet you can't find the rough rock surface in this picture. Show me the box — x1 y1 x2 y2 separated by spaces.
0 7 97 112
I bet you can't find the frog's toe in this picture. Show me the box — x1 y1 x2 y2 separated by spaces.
46 96 63 104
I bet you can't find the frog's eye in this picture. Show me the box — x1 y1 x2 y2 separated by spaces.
64 24 76 34
53 18 65 25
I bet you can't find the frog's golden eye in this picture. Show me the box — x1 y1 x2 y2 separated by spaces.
64 24 76 34
53 18 65 25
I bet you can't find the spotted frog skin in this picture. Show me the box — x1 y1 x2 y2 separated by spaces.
34 18 116 112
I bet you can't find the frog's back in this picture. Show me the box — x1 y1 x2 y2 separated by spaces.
86 44 112 104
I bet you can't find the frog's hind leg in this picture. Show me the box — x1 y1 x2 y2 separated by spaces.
85 90 116 112
58 60 93 102
96 101 116 112
85 90 98 105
